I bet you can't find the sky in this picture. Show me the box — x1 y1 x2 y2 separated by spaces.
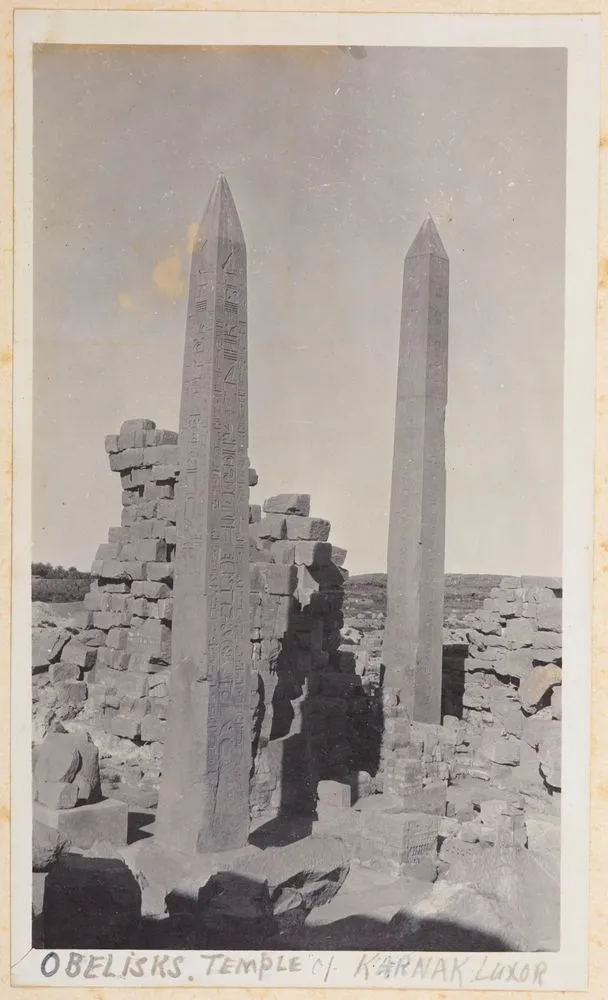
32 44 567 576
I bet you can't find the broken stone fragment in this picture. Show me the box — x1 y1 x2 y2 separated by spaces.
33 821 70 872
518 663 562 712
263 494 311 517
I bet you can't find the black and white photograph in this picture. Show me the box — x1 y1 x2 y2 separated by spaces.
11 10 599 990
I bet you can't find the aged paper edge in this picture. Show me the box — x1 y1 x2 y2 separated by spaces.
1 3 606 997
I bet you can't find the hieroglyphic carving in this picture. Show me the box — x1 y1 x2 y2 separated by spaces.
156 176 251 854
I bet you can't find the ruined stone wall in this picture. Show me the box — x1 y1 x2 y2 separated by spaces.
41 419 356 817
460 577 562 807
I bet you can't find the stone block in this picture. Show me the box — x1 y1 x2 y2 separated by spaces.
109 447 146 472
519 664 562 711
263 493 311 516
32 628 71 672
270 540 296 564
121 417 156 434
145 561 174 583
106 627 129 650
536 603 562 632
54 680 88 706
127 619 172 662
143 443 179 467
95 542 122 561
41 851 140 949
255 514 287 540
522 716 555 750
97 560 145 581
131 580 171 600
140 716 167 742
285 515 331 541
358 810 439 866
504 618 536 646
398 783 447 816
49 662 80 684
111 715 141 740
317 779 352 808
108 526 129 545
532 648 562 665
60 638 97 670
294 540 333 567
493 649 534 679
538 723 561 789
105 434 120 453
33 821 70 872
331 546 347 568
36 780 79 810
551 685 562 720
249 504 262 524
481 735 521 766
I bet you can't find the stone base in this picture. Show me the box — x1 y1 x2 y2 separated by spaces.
34 796 128 849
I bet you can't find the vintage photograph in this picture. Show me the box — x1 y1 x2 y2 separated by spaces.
12 16 597 986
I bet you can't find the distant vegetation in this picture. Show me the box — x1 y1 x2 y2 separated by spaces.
32 563 91 603
343 572 501 627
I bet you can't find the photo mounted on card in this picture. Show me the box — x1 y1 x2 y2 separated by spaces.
11 9 600 991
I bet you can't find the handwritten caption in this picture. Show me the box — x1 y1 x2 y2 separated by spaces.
38 950 549 987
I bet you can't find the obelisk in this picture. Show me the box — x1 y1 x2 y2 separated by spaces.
382 216 449 725
155 175 251 854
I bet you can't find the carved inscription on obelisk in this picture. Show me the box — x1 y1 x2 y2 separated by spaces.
382 217 449 725
155 175 251 854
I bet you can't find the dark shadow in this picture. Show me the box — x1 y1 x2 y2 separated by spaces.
441 642 468 720
128 809 156 843
249 811 313 848
41 853 142 949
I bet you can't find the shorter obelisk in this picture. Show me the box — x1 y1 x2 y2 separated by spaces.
382 217 449 724
155 176 251 854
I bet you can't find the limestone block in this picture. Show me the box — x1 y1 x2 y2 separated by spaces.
481 735 520 766
255 514 287 540
143 443 179 466
108 526 129 545
551 685 562 720
152 429 178 446
145 561 174 583
109 448 146 473
105 627 129 650
49 662 80 684
285 515 331 541
504 618 536 646
131 580 171 600
270 540 296 564
249 504 261 524
331 546 347 568
143 481 174 499
98 560 145 581
32 629 71 673
519 664 562 711
396 783 447 815
95 542 121 561
33 821 70 872
120 418 156 434
536 603 562 632
127 619 172 662
54 680 88 706
111 715 141 740
140 716 167 742
104 434 120 453
493 650 534 679
532 648 562 665
156 499 176 522
34 736 81 785
263 494 311 516
149 464 179 483
317 779 351 808
532 630 562 650
294 540 333 567
36 780 79 810
358 810 439 866
538 723 561 789
59 638 97 670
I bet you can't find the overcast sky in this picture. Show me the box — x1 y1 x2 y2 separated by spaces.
32 44 566 576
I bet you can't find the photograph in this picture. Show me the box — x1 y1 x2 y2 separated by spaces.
10 12 599 989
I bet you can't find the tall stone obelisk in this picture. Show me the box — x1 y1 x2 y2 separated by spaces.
155 175 251 854
382 217 449 725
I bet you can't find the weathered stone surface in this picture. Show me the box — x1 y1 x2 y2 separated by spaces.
34 734 81 785
155 176 251 856
263 494 311 517
538 724 561 789
519 664 562 712
36 780 79 810
285 516 330 541
317 779 351 808
294 540 333 567
232 833 350 912
35 797 128 849
382 218 449 724
33 821 70 872
551 685 562 720
480 735 521 767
